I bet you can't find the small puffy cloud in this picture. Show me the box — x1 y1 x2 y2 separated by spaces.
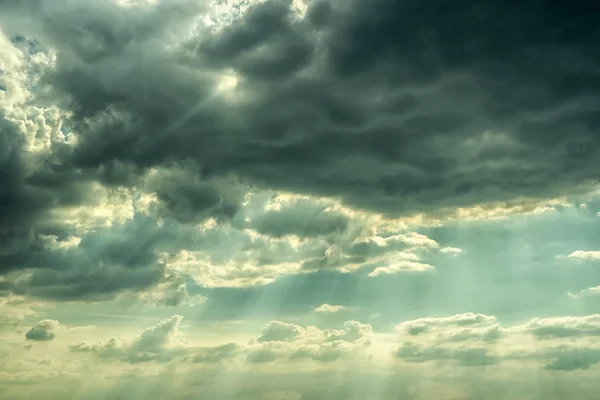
314 304 345 313
440 246 463 256
368 260 434 277
394 313 502 343
395 341 500 366
567 250 600 261
568 286 600 299
524 315 600 339
132 314 183 353
25 320 59 341
325 320 372 343
251 320 372 363
70 315 186 363
391 232 439 248
257 321 306 343
347 232 439 261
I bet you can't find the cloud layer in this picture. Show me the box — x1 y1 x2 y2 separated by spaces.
1 0 599 301
1 1 600 399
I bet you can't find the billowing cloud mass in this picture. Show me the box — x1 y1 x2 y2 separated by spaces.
1 0 600 399
0 0 596 296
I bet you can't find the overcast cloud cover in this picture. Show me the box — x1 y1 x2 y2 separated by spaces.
1 0 600 398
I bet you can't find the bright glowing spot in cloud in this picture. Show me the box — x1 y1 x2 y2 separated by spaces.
216 69 240 95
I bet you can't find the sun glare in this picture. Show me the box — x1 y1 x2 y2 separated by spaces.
216 69 240 95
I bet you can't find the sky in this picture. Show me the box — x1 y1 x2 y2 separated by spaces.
1 0 600 399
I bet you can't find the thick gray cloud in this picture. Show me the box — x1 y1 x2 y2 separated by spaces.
1 0 598 222
0 199 215 303
144 168 245 224
1 0 600 308
3 216 166 301
0 113 87 262
257 320 305 342
248 196 349 238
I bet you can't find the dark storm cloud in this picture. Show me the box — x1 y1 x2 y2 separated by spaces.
143 167 246 224
1 0 600 301
0 41 155 296
0 111 101 263
1 213 198 301
1 0 598 222
196 0 316 80
0 114 59 256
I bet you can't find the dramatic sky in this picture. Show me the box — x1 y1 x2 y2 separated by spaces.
1 0 600 399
